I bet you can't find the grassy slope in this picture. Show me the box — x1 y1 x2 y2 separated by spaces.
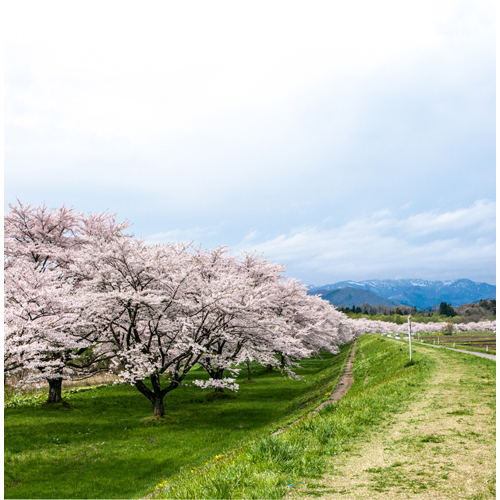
451 345 496 355
151 335 435 499
4 343 351 499
300 339 496 499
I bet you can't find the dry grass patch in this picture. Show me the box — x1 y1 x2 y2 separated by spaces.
5 372 119 397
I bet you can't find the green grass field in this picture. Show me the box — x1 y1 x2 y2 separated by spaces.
293 339 496 499
4 345 351 499
451 345 496 355
11 334 487 499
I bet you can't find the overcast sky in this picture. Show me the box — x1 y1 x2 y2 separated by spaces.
5 0 496 285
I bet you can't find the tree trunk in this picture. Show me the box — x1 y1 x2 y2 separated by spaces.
152 396 165 417
267 364 273 372
246 360 251 380
47 378 63 403
214 368 224 392
135 376 167 417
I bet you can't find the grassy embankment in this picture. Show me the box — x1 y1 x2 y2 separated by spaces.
296 339 496 499
149 334 435 499
5 344 352 499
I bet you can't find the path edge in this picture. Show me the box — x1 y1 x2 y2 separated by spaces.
272 339 357 436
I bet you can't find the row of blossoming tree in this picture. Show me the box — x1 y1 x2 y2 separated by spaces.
347 317 496 335
5 201 355 416
5 201 495 416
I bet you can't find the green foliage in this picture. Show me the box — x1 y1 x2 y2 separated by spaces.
439 302 457 317
339 296 496 325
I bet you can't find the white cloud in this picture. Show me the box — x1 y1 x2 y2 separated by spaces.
239 230 260 244
145 226 219 246
5 0 494 153
4 0 494 226
400 199 495 236
4 0 495 288
237 200 496 283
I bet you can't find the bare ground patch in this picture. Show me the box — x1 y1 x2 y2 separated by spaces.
289 344 496 500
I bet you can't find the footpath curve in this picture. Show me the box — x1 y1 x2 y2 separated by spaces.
314 340 356 412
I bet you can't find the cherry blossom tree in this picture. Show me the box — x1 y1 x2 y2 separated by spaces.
279 284 347 355
189 250 352 388
17 200 486 417
5 201 355 415
4 200 129 402
72 236 236 416
192 250 313 388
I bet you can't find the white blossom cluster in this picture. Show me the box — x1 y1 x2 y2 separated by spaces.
345 317 495 335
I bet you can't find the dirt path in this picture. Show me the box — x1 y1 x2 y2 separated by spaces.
291 343 496 499
273 341 356 436
314 341 356 412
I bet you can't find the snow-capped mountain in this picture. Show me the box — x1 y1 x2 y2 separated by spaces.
307 279 496 309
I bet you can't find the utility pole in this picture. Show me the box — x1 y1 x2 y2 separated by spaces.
408 314 412 361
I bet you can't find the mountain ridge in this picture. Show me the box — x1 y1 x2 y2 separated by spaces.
307 279 495 309
310 286 403 308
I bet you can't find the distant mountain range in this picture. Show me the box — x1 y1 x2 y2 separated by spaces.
308 279 496 310
312 287 402 308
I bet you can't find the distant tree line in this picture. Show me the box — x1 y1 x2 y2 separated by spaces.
478 299 496 314
338 299 496 322
455 299 496 322
337 303 417 316
439 302 456 317
438 299 494 318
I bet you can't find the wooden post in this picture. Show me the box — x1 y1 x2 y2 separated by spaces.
408 315 412 361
